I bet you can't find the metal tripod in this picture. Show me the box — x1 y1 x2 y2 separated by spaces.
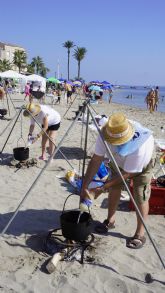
0 99 164 270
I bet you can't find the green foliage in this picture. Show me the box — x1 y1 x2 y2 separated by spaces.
13 50 27 72
26 63 35 74
0 59 12 71
40 65 50 77
31 56 44 74
73 47 87 79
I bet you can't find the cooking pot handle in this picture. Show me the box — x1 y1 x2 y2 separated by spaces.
62 193 91 214
17 137 26 148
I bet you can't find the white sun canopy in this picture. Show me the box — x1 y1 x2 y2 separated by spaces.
26 74 46 92
0 70 27 80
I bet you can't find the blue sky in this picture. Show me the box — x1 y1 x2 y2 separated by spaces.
0 0 165 85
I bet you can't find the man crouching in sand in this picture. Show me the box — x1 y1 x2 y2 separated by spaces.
80 112 155 249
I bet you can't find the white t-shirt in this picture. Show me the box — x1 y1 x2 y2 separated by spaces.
30 105 61 126
95 134 154 173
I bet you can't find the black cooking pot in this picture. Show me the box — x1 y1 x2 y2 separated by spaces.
13 138 29 161
13 147 29 161
0 108 7 116
60 194 93 241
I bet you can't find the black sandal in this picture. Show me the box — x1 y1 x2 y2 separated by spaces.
95 219 115 234
126 234 146 249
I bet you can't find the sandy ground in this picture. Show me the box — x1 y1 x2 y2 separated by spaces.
0 92 164 293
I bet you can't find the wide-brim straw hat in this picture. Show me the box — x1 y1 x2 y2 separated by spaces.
23 103 41 117
102 112 135 145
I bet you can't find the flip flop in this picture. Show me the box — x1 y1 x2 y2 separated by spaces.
95 219 115 234
126 234 146 249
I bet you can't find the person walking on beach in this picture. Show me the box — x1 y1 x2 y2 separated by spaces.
80 112 155 249
23 103 61 160
145 89 155 113
108 88 113 104
24 82 30 101
64 81 73 104
55 84 62 104
154 86 159 111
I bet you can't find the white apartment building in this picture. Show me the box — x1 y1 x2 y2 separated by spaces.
0 42 26 72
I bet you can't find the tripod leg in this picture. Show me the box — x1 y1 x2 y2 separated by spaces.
63 94 78 118
5 93 10 116
81 107 89 179
0 108 83 236
8 92 17 113
0 108 22 154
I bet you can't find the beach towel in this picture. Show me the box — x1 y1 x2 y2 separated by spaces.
114 121 152 156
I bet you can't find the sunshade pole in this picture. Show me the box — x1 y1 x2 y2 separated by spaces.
87 103 165 270
0 108 84 236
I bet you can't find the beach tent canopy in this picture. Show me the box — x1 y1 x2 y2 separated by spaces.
47 77 60 83
0 70 27 80
26 74 46 92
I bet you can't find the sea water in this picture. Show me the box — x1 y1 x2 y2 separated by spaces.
103 85 165 113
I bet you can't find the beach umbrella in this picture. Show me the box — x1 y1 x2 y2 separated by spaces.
47 77 60 83
73 81 82 86
102 85 112 90
90 80 101 84
66 80 74 85
101 80 111 85
89 85 102 92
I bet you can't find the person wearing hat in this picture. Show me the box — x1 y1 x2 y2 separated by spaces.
23 103 61 160
80 112 155 249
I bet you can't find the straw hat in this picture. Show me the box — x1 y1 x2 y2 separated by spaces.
102 112 135 145
23 103 41 117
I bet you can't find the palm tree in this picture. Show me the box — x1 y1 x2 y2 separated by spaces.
39 65 50 77
73 47 87 79
62 40 75 80
13 50 27 72
26 63 35 74
31 56 44 74
0 59 12 71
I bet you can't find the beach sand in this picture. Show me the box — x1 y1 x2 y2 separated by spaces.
0 93 164 292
